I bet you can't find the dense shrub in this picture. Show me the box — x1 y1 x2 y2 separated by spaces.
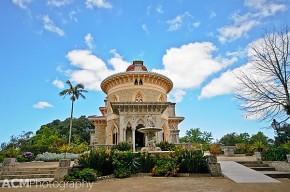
35 152 79 161
58 143 89 154
0 154 4 163
156 141 175 151
112 142 132 151
4 148 20 158
262 147 289 161
138 152 156 173
152 157 178 177
20 145 51 155
65 168 100 182
175 149 208 173
234 143 253 155
17 152 34 162
112 151 140 178
79 148 113 176
209 144 222 155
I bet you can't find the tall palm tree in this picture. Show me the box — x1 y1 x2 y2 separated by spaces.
59 80 87 145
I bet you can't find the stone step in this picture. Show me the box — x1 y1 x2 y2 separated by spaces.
1 167 57 172
1 170 56 175
0 174 55 180
236 161 263 165
250 167 276 171
260 171 290 178
242 164 270 167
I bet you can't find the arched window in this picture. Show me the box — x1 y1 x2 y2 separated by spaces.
135 92 143 102
159 95 164 102
134 79 138 85
112 95 118 102
139 79 143 85
112 128 118 144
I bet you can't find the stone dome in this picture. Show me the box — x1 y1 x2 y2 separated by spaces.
126 60 148 72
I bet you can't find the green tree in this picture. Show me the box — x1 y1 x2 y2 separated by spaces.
219 132 250 146
250 131 270 145
59 80 87 145
180 128 213 144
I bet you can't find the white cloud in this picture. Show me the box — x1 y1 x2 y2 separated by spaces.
167 12 200 31
218 20 259 43
66 49 129 91
84 33 94 50
52 79 65 89
153 42 236 90
12 0 31 9
85 0 112 9
141 24 149 34
169 89 186 103
42 15 65 36
47 0 71 7
218 0 287 43
33 101 54 109
192 21 200 28
199 37 264 99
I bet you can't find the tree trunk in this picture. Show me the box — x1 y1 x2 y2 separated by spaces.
68 100 74 145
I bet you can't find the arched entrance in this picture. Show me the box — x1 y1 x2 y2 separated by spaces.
135 124 145 150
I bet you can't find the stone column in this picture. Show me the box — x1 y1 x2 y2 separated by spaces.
132 128 136 152
123 128 126 142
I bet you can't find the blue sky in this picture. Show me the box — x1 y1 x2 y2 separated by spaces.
1 0 290 143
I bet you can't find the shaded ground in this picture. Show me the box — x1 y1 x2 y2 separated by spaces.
1 176 290 192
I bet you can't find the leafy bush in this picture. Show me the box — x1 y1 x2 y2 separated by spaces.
65 168 100 182
20 145 51 155
262 147 289 161
209 144 222 155
17 152 34 162
281 142 290 151
251 141 266 152
156 141 175 151
35 152 79 161
234 143 253 155
112 142 132 151
58 143 89 154
79 148 113 176
139 152 156 173
0 154 4 163
175 149 208 173
112 151 140 178
4 148 20 158
152 157 178 177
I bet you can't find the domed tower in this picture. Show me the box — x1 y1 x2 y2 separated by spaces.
89 60 184 151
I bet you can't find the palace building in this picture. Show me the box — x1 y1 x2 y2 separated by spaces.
89 60 184 151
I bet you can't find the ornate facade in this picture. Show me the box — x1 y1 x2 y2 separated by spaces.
89 60 184 151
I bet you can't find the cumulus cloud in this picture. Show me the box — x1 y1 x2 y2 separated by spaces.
84 33 95 50
11 0 31 9
85 0 112 9
169 89 186 103
167 12 200 31
218 0 286 43
47 0 71 7
52 79 65 89
153 42 236 90
42 15 65 36
152 42 237 102
33 101 54 109
199 37 264 99
67 49 129 91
